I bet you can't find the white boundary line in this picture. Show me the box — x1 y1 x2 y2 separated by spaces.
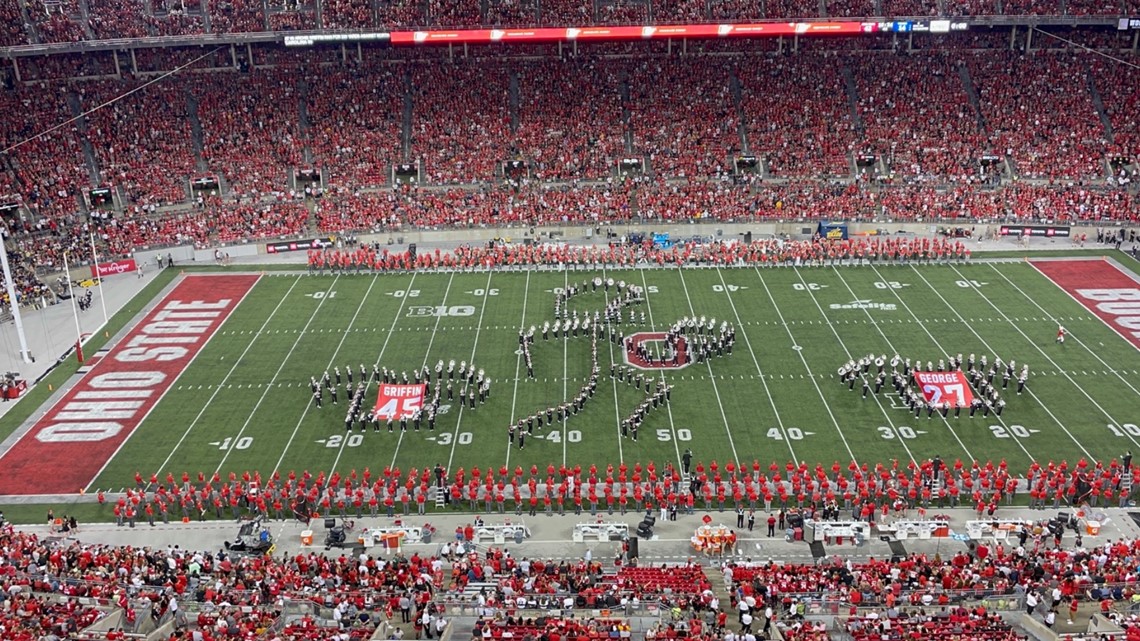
1019 261 1140 361
1014 261 1140 451
389 271 457 468
675 268 739 465
144 274 288 482
273 273 382 475
638 268 684 471
837 266 983 463
445 271 495 473
83 274 266 492
918 264 1096 460
714 267 798 463
994 260 1140 444
213 276 343 475
503 270 532 470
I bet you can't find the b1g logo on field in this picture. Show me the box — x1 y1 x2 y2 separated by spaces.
624 332 691 370
406 305 476 317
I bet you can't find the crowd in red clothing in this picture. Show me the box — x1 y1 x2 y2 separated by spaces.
737 56 857 178
851 54 987 184
2 45 1140 288
628 58 740 179
410 60 513 185
847 608 1019 641
6 0 1132 43
970 53 1107 182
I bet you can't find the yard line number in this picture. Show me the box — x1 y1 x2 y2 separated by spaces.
767 427 812 441
989 424 1035 439
1107 423 1140 438
878 426 921 440
215 436 253 450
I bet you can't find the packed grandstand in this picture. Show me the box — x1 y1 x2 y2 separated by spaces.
2 2 1140 640
0 20 1138 285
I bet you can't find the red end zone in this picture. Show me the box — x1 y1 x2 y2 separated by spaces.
0 275 258 495
1031 259 1140 351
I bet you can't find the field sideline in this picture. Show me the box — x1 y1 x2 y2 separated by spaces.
3 256 1140 508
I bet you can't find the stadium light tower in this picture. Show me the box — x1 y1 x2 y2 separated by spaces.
0 230 34 364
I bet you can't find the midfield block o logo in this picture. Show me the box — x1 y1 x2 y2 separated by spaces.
623 332 691 370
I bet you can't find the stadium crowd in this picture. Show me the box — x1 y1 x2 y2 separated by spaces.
1 44 1138 281
5 448 1137 641
0 0 1133 45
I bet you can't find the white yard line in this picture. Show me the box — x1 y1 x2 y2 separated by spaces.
389 272 457 469
790 266 916 465
675 268 739 465
272 273 382 476
560 270 570 467
714 267 798 463
638 269 683 471
148 275 298 480
1013 262 1140 405
503 270 533 470
836 267 982 463
445 271 495 473
323 273 420 477
919 265 1096 460
752 267 858 463
599 269 626 465
213 276 343 475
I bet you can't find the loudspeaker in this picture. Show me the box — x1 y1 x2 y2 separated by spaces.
636 523 653 539
408 243 417 262
744 232 753 243
324 518 336 529
627 537 639 560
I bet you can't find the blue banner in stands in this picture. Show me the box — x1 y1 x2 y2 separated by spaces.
817 222 848 240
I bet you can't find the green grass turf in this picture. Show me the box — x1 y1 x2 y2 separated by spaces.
5 254 1140 525
87 260 1140 487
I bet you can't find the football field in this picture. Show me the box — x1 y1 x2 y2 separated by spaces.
8 257 1140 495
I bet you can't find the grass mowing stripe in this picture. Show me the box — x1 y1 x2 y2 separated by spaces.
841 266 982 462
561 270 570 467
1012 263 1140 405
213 276 343 475
638 268 684 471
752 267 853 464
919 265 1096 460
676 269 739 466
446 271 495 474
149 275 299 480
600 269 625 465
389 272 456 469
274 273 382 477
795 266 919 466
714 267 798 463
503 270 533 470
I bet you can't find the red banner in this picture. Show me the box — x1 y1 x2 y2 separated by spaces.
374 384 426 419
90 258 137 278
912 371 974 408
390 22 869 46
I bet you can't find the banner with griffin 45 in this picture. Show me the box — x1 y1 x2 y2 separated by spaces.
912 371 974 407
374 384 425 419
